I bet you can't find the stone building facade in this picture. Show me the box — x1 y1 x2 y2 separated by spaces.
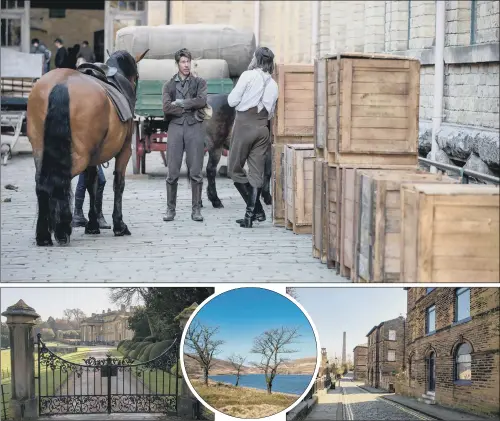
402 287 500 417
80 304 134 344
353 344 368 381
366 316 406 392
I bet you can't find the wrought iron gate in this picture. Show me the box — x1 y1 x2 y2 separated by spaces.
36 334 180 416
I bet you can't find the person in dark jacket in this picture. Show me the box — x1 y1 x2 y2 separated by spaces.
54 38 70 69
161 48 208 223
31 38 51 74
77 40 96 64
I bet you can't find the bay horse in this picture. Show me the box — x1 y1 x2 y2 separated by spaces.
27 49 148 246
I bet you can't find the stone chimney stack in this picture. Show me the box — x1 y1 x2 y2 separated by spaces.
342 332 347 365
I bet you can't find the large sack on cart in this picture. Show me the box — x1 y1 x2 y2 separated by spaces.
115 24 255 78
138 58 230 80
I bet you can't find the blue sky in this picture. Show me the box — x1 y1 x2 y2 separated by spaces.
0 288 140 321
189 287 317 363
294 288 407 363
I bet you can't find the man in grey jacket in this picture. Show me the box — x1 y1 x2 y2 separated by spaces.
31 38 51 74
162 48 208 222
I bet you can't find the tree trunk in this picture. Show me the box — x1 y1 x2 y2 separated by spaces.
267 382 272 394
235 374 240 387
204 368 209 386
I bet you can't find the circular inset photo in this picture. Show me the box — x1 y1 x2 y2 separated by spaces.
180 287 320 419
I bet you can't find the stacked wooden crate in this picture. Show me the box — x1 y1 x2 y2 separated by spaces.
272 64 315 227
313 52 421 277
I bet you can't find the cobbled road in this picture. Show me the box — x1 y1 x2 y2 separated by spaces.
1 152 346 282
341 380 435 421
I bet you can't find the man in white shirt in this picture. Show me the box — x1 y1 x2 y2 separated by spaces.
227 47 279 228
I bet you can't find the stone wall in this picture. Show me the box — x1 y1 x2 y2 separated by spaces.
353 345 368 380
404 288 500 417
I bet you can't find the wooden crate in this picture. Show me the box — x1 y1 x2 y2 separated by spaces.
273 64 314 144
312 159 328 262
400 184 499 282
272 144 286 227
353 171 459 283
315 52 420 166
284 144 315 234
325 164 417 275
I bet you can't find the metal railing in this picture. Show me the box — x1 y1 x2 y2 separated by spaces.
1 384 10 420
419 157 500 185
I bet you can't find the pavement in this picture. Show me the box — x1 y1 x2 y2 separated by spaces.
1 152 346 282
305 387 343 421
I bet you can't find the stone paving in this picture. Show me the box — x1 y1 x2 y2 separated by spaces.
305 388 342 421
0 152 346 282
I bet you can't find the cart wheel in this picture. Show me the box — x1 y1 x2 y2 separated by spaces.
132 122 141 174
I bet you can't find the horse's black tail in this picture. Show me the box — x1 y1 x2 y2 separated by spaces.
38 83 73 244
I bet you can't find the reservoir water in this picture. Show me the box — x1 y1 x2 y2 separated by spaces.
208 374 313 395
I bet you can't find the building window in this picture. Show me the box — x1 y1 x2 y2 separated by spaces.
0 17 20 47
388 350 396 362
1 0 24 9
111 1 145 11
49 9 66 18
426 287 435 294
455 342 472 381
389 330 396 341
455 288 470 322
426 305 436 334
470 0 477 44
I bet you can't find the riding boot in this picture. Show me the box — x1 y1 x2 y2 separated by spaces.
72 191 88 228
163 181 177 221
191 181 204 222
235 182 266 224
95 183 111 229
240 185 262 228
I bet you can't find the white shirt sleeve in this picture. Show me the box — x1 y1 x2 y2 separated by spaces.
228 71 250 108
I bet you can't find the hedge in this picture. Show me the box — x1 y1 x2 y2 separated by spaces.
139 343 156 362
144 335 158 343
149 340 174 360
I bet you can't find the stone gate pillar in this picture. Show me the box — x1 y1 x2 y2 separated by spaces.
2 300 40 420
177 303 199 419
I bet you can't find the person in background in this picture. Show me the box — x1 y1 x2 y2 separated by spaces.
72 165 111 230
227 47 278 228
77 40 96 66
54 38 69 69
161 48 208 223
31 38 51 74
67 43 80 69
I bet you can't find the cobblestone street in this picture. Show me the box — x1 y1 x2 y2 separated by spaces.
341 379 434 421
0 152 344 282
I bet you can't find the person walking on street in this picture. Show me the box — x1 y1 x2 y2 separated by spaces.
54 38 70 69
72 165 111 229
162 48 208 222
227 47 278 228
77 40 95 66
31 38 51 74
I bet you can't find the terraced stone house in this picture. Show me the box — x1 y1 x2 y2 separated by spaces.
353 344 368 381
366 316 406 392
402 287 500 417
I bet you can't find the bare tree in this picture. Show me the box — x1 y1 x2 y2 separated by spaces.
286 288 299 301
109 288 154 335
228 354 246 387
71 309 86 327
63 309 73 321
184 321 225 385
250 326 301 394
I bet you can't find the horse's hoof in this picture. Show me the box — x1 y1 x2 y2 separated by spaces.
36 237 53 247
114 224 131 236
211 200 224 209
85 226 101 235
54 234 71 245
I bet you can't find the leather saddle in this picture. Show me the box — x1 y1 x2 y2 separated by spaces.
77 62 118 86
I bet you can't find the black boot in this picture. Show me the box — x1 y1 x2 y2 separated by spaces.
240 185 262 228
96 183 111 229
72 192 87 227
191 181 204 222
235 182 266 224
163 181 177 221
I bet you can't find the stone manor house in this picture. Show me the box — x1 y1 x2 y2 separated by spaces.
3 1 497 175
80 304 134 344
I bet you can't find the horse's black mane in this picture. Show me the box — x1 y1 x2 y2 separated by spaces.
107 50 137 79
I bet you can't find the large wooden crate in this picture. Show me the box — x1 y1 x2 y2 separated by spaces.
273 64 314 144
312 159 328 262
315 53 420 166
353 171 459 283
284 144 315 234
400 184 499 282
325 164 417 275
272 144 286 226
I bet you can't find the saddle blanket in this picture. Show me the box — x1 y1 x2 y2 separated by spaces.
89 77 133 123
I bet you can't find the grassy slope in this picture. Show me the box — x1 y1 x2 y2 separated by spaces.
191 379 297 419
